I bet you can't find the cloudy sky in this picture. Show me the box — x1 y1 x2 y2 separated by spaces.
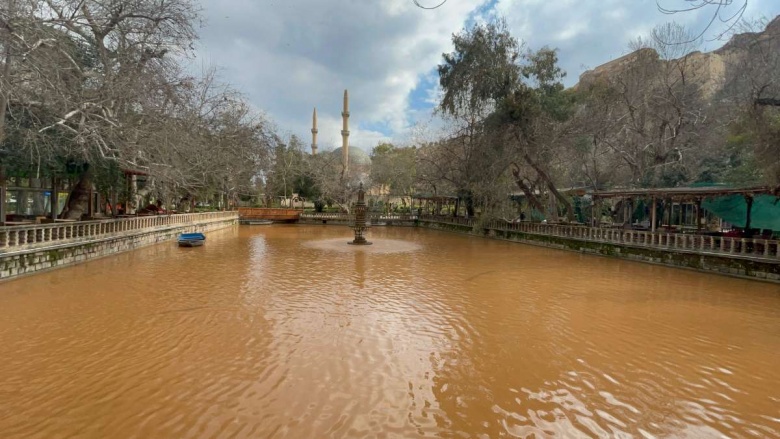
191 0 780 151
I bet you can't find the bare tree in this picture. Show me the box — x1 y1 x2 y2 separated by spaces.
576 23 712 188
657 0 749 40
717 17 780 186
1 0 282 219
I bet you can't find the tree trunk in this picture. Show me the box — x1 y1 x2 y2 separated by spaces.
511 164 545 213
0 1 13 145
60 169 92 220
523 154 574 221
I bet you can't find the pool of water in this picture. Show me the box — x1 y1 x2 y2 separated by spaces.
0 225 778 438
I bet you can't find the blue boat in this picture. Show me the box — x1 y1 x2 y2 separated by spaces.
178 232 206 247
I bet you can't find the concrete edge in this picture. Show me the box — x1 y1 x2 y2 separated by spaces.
0 219 238 283
415 221 780 285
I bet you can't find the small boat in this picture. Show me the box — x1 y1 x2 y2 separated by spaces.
178 232 206 247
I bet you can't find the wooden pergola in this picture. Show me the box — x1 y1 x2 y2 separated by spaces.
591 185 776 233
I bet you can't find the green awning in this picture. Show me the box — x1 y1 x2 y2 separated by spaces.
702 194 780 231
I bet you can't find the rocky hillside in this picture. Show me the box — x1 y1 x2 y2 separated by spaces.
575 16 780 99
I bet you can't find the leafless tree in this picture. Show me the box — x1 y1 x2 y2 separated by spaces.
657 0 749 40
2 1 278 218
576 23 712 187
717 17 780 186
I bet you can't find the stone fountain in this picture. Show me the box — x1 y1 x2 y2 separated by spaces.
348 183 372 245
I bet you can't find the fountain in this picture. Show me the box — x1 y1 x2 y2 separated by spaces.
303 181 420 253
348 182 372 245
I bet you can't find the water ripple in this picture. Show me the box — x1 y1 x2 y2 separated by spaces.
0 225 778 438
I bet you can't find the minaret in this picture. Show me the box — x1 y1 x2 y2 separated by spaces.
341 89 350 172
310 107 318 155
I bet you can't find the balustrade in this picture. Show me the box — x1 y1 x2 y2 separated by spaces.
409 215 779 261
0 211 236 252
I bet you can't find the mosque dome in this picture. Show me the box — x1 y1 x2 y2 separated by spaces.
331 147 371 166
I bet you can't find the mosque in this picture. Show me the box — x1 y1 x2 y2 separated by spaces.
310 90 371 170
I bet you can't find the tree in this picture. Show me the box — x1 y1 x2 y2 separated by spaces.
717 17 780 187
493 47 577 220
574 23 713 189
307 150 362 213
2 1 278 218
657 0 749 40
370 143 416 198
435 18 522 216
267 134 306 201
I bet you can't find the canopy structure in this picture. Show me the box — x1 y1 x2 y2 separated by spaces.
591 185 774 200
703 194 780 231
591 185 780 232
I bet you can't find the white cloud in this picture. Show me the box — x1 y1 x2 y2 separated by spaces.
194 0 780 145
195 0 489 150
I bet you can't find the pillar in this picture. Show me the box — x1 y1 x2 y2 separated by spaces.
88 184 94 218
0 166 6 226
665 198 672 228
651 197 657 233
695 197 703 231
341 90 350 173
15 176 24 215
626 198 632 225
745 195 754 234
50 177 59 220
311 107 318 155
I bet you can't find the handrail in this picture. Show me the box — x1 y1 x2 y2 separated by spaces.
300 213 419 221
0 211 238 252
418 215 780 261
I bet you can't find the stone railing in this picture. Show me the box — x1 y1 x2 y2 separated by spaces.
299 212 418 222
420 215 780 261
0 211 237 253
300 212 349 220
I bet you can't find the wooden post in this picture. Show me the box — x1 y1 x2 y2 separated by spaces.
679 201 684 227
15 176 23 215
627 198 633 226
745 195 754 234
665 198 672 228
651 197 657 233
695 197 703 231
87 184 94 218
50 177 59 219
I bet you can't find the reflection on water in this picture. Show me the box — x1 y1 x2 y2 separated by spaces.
0 225 778 438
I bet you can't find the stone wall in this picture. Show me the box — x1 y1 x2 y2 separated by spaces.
418 220 780 283
1 216 237 282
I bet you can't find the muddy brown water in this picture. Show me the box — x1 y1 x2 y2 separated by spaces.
0 226 778 438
